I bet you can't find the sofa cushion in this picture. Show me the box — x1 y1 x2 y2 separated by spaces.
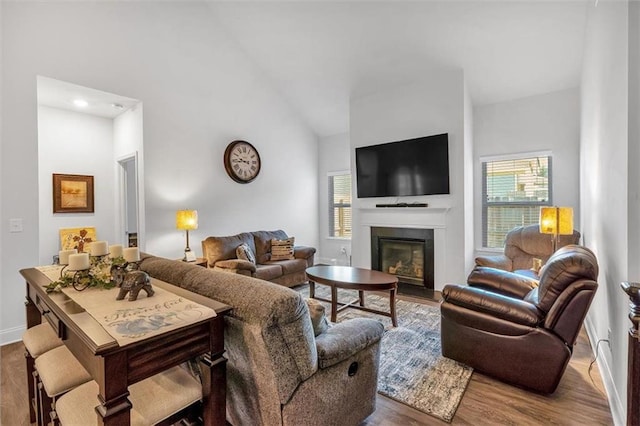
255 264 283 281
252 230 289 263
266 258 308 275
202 232 255 265
271 237 295 261
236 243 256 264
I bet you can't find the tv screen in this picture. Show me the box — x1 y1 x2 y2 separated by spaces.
355 133 450 198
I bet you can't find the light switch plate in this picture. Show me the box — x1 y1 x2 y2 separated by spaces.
9 218 23 233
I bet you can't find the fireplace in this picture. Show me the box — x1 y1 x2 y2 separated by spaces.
371 227 434 292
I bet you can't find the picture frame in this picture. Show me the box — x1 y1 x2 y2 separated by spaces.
59 227 97 252
53 173 94 213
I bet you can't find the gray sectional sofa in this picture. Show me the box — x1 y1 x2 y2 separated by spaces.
140 254 384 426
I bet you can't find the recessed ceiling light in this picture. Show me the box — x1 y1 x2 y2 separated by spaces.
73 99 89 108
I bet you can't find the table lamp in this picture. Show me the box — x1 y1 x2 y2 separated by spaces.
176 210 198 262
539 206 573 252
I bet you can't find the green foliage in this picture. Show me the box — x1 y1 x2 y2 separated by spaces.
44 256 127 293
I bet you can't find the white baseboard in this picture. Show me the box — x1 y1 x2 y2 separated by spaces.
584 316 624 426
0 325 25 347
318 257 352 266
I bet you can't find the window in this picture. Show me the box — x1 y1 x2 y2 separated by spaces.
329 173 352 238
482 153 552 248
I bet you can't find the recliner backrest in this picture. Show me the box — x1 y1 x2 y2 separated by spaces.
504 224 581 270
527 245 599 313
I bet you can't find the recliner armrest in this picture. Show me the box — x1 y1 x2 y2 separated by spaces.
294 246 316 260
315 318 384 369
474 254 512 271
214 259 257 273
442 284 543 327
467 266 539 299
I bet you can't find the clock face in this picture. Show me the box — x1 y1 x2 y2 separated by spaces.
224 140 261 183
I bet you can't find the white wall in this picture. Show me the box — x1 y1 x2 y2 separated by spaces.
113 104 144 248
1 2 318 344
463 82 475 273
318 132 351 265
37 106 117 265
580 2 629 424
473 88 581 254
350 74 469 289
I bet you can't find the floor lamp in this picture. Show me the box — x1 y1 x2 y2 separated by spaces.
176 210 198 262
539 206 574 252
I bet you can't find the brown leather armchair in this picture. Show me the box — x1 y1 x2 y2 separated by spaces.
475 224 580 274
440 245 598 393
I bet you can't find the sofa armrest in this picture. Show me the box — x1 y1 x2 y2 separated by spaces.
214 259 257 273
475 254 512 271
314 318 384 369
467 266 538 299
442 284 543 327
294 246 316 260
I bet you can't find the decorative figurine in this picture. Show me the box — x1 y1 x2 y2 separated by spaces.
115 270 154 302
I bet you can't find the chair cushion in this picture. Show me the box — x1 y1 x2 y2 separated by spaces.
56 365 201 426
22 323 63 358
35 346 91 396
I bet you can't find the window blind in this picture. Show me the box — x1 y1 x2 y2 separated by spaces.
482 155 552 248
329 174 352 238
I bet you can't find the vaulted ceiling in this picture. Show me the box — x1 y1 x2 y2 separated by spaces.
209 1 589 137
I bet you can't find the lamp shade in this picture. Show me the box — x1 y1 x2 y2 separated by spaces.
176 210 198 230
539 207 573 235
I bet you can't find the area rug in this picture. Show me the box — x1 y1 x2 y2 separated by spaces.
297 285 472 423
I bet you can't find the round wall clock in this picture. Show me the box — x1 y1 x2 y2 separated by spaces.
223 140 261 184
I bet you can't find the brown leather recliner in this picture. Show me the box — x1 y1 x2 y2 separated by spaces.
475 224 581 274
440 244 598 394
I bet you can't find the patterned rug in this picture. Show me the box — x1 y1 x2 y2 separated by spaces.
297 285 472 423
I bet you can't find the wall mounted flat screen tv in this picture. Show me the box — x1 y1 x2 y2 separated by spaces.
355 133 450 198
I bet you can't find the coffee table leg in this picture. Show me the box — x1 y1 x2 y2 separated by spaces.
331 286 338 323
390 287 397 327
309 280 315 298
359 290 365 307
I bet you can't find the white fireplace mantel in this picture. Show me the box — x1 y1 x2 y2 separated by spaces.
354 206 450 290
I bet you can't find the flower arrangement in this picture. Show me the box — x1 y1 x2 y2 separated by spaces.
44 255 130 293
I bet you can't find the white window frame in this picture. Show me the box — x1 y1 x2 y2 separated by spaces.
328 171 352 240
480 151 553 249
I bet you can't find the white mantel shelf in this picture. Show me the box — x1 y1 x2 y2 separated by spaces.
358 207 450 213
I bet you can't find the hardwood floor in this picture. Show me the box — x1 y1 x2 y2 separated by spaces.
1 293 613 425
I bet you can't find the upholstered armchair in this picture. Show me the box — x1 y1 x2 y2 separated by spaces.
475 224 580 275
440 245 598 393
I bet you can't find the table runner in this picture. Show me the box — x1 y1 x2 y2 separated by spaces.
36 265 216 347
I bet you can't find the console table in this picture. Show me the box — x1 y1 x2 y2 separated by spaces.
21 267 231 426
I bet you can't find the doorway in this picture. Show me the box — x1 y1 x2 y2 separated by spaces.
118 154 139 247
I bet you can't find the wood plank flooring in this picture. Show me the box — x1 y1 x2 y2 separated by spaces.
1 293 613 425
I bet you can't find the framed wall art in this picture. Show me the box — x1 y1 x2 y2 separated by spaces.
59 227 97 252
53 173 94 213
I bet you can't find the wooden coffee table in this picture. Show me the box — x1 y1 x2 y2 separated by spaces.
305 265 398 327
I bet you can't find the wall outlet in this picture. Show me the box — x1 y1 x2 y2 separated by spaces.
9 218 23 233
